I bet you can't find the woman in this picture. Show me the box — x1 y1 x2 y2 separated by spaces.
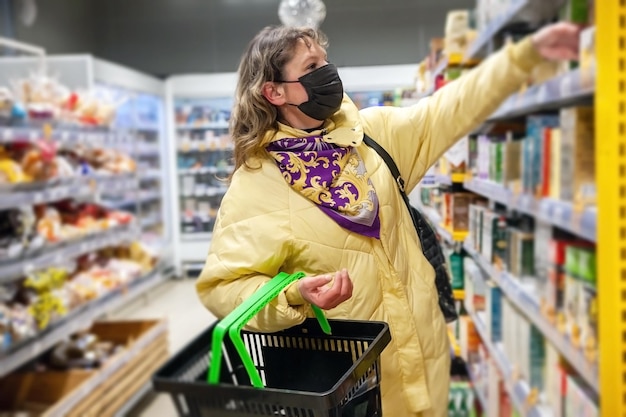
196 22 580 416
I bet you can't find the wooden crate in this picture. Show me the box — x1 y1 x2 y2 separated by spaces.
0 319 168 417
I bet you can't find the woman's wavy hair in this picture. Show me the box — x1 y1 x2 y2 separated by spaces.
229 26 328 176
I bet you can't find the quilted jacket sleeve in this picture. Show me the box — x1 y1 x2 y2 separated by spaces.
359 37 544 193
195 167 309 332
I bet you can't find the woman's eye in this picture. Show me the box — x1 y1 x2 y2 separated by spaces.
308 63 317 70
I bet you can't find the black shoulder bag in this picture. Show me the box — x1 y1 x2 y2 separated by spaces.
363 134 458 323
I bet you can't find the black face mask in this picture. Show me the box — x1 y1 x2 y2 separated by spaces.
278 63 344 121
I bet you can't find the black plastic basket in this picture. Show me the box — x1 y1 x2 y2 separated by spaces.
153 318 391 417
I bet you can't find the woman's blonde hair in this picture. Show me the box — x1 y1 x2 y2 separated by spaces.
230 26 328 175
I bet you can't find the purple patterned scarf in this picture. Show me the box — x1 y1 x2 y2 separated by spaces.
266 136 380 239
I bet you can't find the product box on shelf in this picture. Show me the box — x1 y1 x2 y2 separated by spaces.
443 192 474 233
481 210 508 268
485 281 502 342
502 136 522 190
549 127 562 200
523 115 560 196
0 319 168 417
528 325 547 392
506 226 535 278
559 106 595 204
565 374 599 417
544 343 564 416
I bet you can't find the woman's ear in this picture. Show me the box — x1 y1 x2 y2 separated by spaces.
262 81 286 106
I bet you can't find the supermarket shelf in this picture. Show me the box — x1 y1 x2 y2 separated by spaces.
49 321 166 417
0 265 167 378
140 170 162 181
0 174 138 211
469 310 550 417
177 142 234 153
434 173 470 186
0 224 139 284
465 362 488 413
181 232 212 242
465 0 529 59
488 68 594 121
133 145 161 157
463 241 600 395
418 204 468 244
141 216 162 228
181 186 229 198
0 125 134 146
176 122 229 130
178 165 235 175
105 191 161 210
463 178 596 242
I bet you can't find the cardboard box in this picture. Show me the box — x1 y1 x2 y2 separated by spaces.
0 319 168 417
559 107 595 203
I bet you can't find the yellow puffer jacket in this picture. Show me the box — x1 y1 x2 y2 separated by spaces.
196 37 543 417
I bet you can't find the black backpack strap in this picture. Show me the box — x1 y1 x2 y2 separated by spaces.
362 133 419 230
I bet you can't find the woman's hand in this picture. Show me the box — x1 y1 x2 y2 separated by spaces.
298 269 353 310
532 22 582 61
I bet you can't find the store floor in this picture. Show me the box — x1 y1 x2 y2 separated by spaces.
110 277 216 417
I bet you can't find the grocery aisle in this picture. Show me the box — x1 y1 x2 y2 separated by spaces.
111 278 216 417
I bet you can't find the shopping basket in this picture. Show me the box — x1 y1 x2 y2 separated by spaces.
152 272 391 417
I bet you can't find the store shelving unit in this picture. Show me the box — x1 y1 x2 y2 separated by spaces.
416 0 606 415
165 73 238 277
0 52 174 415
0 55 175 275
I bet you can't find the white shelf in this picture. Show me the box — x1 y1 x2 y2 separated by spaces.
0 224 139 284
488 68 594 121
181 186 228 198
181 232 212 242
469 310 551 417
0 265 167 378
176 122 229 130
141 216 162 228
463 179 596 242
466 0 566 60
140 170 162 181
463 241 600 395
466 0 529 59
0 125 135 146
0 174 138 211
465 362 488 412
178 166 235 175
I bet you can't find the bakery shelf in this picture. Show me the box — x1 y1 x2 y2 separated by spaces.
0 223 139 284
469 310 551 417
0 174 138 211
463 178 596 242
463 241 599 395
0 125 134 146
0 264 167 378
488 68 594 121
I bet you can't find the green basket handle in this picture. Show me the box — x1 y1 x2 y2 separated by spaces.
208 272 331 387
